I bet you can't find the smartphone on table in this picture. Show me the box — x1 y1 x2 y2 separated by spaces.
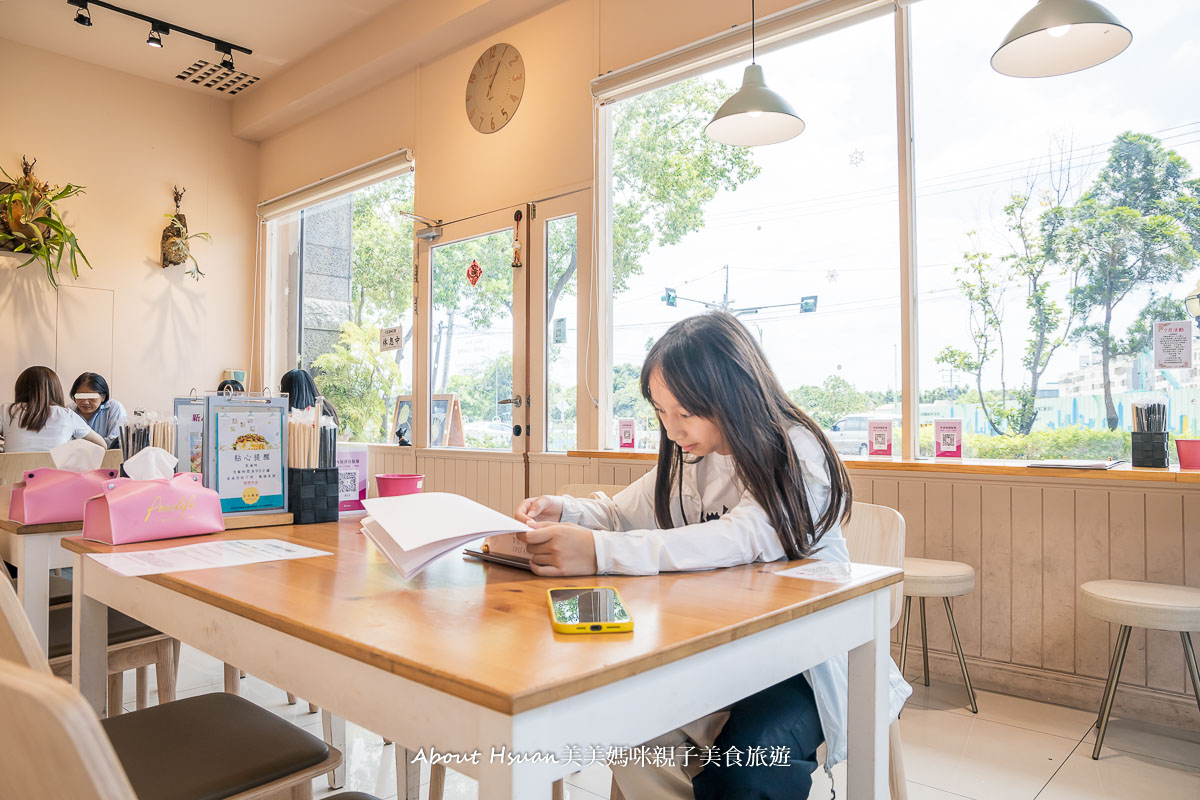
547 586 634 634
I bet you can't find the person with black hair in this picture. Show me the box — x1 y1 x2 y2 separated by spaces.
280 369 338 428
69 372 127 448
1 367 106 452
514 313 911 799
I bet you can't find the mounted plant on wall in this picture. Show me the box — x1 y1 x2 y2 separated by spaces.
161 185 210 280
0 156 92 289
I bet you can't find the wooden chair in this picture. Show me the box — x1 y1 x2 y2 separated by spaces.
0 660 382 800
6 571 177 717
842 501 909 800
0 572 343 800
0 448 123 487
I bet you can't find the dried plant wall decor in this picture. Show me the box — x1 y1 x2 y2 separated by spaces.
161 185 211 280
0 156 91 289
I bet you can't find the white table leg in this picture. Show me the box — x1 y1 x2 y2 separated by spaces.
847 589 890 799
477 762 555 800
397 747 421 800
71 553 109 717
322 709 347 789
14 534 52 654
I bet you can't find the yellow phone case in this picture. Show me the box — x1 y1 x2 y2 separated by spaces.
546 586 634 634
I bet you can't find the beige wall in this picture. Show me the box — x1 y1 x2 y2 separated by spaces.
255 0 804 219
0 41 258 416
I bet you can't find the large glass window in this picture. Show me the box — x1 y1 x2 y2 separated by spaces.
546 214 579 451
913 0 1200 459
429 228 515 449
279 171 415 443
605 14 900 452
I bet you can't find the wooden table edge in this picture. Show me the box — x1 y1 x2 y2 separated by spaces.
60 535 900 714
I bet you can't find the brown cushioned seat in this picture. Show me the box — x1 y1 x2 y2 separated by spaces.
102 692 331 800
46 605 161 659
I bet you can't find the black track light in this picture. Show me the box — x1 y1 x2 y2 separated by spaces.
64 2 252 70
71 0 92 27
147 22 167 47
216 43 235 71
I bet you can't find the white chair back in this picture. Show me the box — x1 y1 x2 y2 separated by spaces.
842 502 906 628
0 567 52 674
0 659 139 800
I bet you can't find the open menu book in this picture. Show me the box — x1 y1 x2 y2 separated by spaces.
359 492 532 578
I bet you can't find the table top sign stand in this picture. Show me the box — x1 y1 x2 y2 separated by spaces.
203 391 289 516
173 392 207 480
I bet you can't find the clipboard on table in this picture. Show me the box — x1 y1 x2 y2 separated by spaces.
173 393 207 480
204 392 289 515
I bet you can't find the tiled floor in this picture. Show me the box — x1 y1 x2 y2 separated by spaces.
127 645 1200 799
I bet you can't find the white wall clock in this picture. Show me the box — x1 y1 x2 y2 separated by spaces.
465 43 525 134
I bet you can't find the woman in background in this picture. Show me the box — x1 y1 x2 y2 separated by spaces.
280 369 339 428
1 366 106 452
69 372 127 448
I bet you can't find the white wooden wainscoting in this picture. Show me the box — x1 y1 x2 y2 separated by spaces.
361 446 1199 731
849 468 1200 732
366 446 529 514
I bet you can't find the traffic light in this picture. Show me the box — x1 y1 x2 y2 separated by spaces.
799 295 818 313
662 287 677 307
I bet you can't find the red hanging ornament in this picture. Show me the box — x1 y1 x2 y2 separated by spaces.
466 259 483 286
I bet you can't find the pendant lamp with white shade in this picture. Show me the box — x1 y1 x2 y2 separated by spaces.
705 0 805 147
992 0 1132 78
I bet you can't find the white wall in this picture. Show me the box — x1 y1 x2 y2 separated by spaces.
1 41 258 414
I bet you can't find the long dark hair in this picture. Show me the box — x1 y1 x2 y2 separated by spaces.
640 312 852 559
11 366 65 432
280 369 339 427
70 372 111 404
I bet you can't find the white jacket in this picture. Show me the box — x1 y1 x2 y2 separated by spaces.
559 424 911 769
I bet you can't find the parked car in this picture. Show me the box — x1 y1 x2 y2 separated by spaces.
824 414 898 455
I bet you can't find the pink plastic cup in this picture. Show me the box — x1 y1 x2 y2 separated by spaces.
1176 440 1200 469
375 473 425 497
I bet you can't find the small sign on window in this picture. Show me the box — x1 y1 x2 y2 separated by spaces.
380 325 404 352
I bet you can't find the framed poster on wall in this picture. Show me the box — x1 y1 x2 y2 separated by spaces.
204 394 289 514
392 394 464 447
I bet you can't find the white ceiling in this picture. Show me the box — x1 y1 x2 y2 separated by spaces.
0 0 400 98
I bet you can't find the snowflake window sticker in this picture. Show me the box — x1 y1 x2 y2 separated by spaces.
848 149 865 167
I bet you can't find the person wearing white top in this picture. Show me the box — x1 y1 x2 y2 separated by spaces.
514 313 910 799
0 366 105 453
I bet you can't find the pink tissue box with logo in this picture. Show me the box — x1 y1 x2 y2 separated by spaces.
8 468 122 525
82 473 225 545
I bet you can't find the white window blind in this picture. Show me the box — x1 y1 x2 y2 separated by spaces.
256 149 414 220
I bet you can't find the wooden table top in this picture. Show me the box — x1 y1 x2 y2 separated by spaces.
62 520 900 714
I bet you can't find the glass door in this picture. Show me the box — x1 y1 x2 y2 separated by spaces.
415 206 529 451
529 190 594 452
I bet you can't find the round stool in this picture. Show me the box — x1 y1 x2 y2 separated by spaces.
899 557 978 713
1079 580 1200 759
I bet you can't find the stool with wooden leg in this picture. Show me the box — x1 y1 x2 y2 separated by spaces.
1079 579 1200 759
898 557 978 714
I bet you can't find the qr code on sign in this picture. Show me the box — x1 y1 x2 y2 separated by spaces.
338 470 356 495
941 433 956 449
873 432 887 448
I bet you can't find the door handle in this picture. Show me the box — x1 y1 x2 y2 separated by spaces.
497 395 523 408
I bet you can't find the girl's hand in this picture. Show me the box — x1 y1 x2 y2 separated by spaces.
514 494 563 524
517 522 598 576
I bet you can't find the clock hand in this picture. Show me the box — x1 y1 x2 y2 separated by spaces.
487 45 507 98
